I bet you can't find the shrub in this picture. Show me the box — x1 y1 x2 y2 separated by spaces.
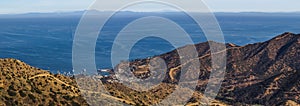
71 101 80 106
18 90 26 97
28 94 36 102
7 90 17 96
34 88 42 94
62 95 72 100
48 101 55 106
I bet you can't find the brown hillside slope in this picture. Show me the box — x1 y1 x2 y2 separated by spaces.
0 32 300 105
125 32 300 105
0 58 88 106
0 58 225 106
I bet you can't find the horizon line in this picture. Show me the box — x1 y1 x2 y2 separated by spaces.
1 10 300 15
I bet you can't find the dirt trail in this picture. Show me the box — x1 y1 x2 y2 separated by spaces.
79 89 136 105
29 74 74 87
168 47 231 81
29 73 135 104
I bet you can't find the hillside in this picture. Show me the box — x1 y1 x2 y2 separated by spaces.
0 58 226 106
118 32 300 105
0 58 88 105
0 32 299 105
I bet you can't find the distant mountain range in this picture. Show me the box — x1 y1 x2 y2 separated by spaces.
0 32 299 105
2 10 300 18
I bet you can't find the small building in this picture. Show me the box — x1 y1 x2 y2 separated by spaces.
97 69 114 76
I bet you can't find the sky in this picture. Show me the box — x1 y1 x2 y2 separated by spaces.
0 0 300 14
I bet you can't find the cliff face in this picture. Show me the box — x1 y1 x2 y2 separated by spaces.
0 32 299 105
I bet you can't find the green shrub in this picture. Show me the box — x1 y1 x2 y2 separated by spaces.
7 90 17 96
28 94 36 102
18 90 26 97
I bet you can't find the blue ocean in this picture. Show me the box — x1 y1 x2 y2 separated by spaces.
0 12 300 73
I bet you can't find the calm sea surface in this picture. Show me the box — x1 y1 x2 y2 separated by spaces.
0 12 300 73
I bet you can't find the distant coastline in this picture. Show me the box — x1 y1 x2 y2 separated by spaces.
1 10 300 16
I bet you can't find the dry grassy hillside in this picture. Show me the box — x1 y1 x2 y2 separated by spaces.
0 58 226 106
0 33 299 106
0 58 88 106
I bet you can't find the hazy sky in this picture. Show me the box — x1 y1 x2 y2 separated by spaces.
0 0 300 14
